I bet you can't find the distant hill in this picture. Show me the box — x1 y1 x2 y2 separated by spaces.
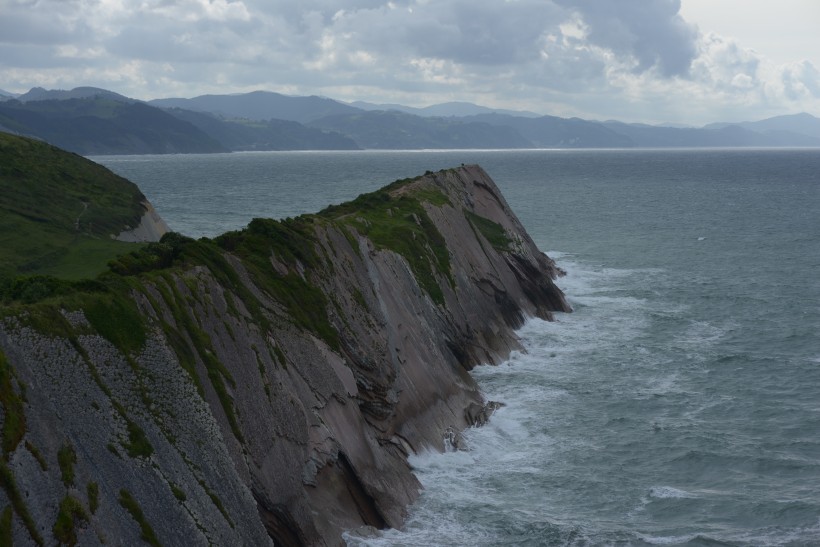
603 119 820 147
308 110 533 149
0 89 18 100
463 113 633 147
164 108 359 150
16 86 134 103
0 132 150 279
349 100 540 118
149 90 362 124
0 96 227 154
705 113 820 141
6 86 819 151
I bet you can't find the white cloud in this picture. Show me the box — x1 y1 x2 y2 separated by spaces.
0 0 817 124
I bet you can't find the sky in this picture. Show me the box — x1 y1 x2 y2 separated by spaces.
1 0 819 125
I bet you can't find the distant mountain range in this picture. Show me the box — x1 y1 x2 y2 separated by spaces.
348 100 541 118
1 86 819 154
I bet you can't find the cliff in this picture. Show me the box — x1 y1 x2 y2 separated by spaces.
0 165 570 545
116 201 170 243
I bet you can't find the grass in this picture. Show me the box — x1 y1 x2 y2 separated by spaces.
151 274 244 443
198 479 234 529
80 288 147 354
0 132 149 280
0 460 44 546
464 211 513 251
52 495 88 546
170 483 186 502
214 218 339 349
118 489 161 547
320 179 454 305
87 482 99 514
0 350 26 455
124 419 153 459
18 237 145 280
0 506 11 546
57 443 77 487
25 441 48 471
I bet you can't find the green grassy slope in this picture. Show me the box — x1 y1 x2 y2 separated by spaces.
0 132 147 279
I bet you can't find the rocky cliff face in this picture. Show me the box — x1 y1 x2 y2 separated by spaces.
115 201 170 243
0 165 570 546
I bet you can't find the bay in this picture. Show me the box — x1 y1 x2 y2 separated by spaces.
96 148 820 545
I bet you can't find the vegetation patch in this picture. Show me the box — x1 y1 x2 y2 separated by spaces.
215 218 339 350
0 275 103 306
272 345 287 370
0 132 148 280
87 482 99 514
153 276 243 442
25 441 48 471
170 483 186 502
118 489 161 547
0 505 11 547
0 460 44 546
124 419 153 459
57 443 77 487
321 183 454 305
198 479 234 529
52 495 89 546
464 211 513 251
80 288 146 354
0 350 26 455
107 242 178 276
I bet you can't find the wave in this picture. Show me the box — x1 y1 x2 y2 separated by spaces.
346 251 820 546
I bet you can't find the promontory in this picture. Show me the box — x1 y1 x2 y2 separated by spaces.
0 139 570 545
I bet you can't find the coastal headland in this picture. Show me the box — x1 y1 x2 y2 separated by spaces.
0 142 569 545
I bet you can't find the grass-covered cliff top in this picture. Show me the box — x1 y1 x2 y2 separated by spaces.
0 132 147 279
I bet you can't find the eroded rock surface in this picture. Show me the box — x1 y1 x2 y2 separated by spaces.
0 165 570 545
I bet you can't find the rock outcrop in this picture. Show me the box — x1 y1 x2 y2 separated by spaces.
0 165 570 545
116 200 170 243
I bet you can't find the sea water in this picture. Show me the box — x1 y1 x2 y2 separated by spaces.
96 149 820 545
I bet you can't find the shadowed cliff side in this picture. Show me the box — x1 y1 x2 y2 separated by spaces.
0 165 569 545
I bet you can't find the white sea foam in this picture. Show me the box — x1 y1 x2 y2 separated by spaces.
648 486 697 499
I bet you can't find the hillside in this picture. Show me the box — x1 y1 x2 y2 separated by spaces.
165 108 359 151
0 162 569 545
0 132 166 280
464 113 634 147
149 90 361 124
0 97 227 155
7 86 820 152
308 110 533 148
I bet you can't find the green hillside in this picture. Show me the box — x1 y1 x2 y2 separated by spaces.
0 132 146 279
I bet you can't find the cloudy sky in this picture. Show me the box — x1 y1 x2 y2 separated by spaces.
1 0 819 125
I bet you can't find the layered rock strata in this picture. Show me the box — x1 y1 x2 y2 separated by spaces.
0 165 570 546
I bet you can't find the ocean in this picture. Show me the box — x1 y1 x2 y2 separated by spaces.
95 149 820 546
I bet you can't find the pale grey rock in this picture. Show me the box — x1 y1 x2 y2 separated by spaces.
116 200 170 242
0 165 569 546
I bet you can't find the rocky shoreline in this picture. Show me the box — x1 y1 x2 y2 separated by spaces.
0 165 569 545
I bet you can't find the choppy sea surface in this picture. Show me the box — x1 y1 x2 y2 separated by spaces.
96 149 820 546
